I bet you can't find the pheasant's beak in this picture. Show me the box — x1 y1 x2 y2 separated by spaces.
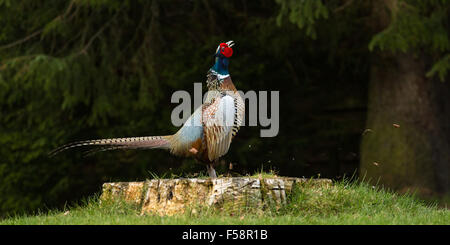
226 40 235 48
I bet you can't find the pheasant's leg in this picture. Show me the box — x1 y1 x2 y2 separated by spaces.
206 164 217 178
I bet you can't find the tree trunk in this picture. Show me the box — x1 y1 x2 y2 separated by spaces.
360 51 450 198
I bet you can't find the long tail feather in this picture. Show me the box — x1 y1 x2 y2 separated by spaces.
49 135 172 157
82 145 133 157
81 143 168 157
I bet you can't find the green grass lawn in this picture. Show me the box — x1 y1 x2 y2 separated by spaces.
1 179 448 225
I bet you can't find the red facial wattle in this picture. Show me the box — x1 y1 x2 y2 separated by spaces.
219 43 233 58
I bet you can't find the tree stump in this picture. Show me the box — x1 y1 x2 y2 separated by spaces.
100 177 332 216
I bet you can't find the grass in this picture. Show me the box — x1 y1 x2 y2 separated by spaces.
1 179 449 225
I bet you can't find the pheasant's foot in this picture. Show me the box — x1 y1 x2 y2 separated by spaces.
206 164 217 178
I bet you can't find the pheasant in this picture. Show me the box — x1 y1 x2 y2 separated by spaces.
49 40 245 178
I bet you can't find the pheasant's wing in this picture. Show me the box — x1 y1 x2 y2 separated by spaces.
231 90 245 139
203 94 236 161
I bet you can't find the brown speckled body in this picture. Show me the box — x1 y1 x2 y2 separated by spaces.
186 73 245 164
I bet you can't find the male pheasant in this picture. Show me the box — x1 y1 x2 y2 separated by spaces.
50 41 245 178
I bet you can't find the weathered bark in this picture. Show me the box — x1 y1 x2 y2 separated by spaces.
360 52 450 197
100 177 332 216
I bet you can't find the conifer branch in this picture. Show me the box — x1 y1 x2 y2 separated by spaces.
76 12 119 56
334 0 354 13
0 1 76 52
0 30 43 51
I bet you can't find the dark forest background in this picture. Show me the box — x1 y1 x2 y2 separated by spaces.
0 0 449 216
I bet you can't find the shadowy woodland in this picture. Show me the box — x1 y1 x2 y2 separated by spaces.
0 0 449 215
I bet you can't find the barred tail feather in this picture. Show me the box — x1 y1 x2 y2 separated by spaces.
81 140 171 157
81 145 137 157
49 135 172 157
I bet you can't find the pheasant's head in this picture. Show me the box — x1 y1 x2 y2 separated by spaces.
214 40 234 58
211 40 234 77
